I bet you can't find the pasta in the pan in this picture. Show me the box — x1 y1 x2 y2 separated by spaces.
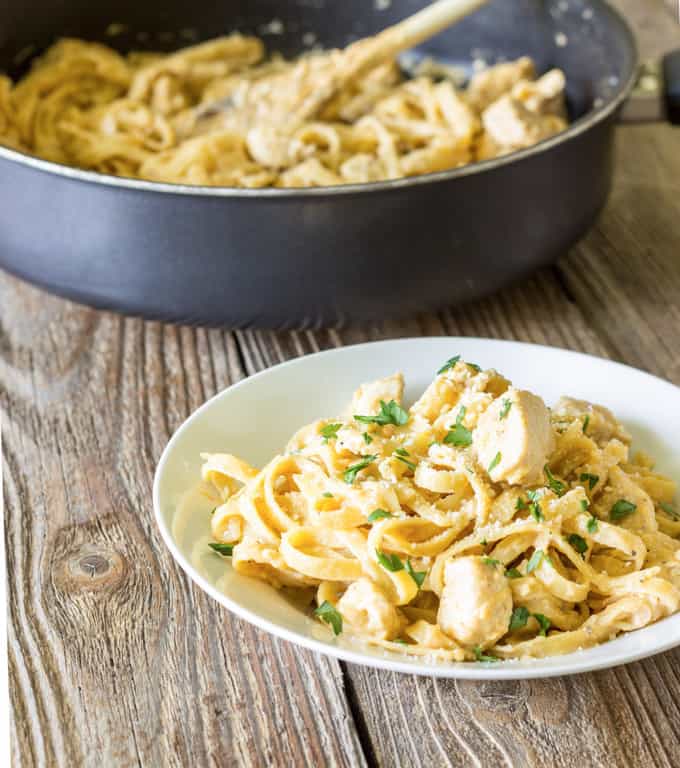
200 357 680 662
0 34 568 187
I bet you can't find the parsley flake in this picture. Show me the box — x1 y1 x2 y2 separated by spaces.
473 646 499 662
515 497 529 511
533 613 551 636
506 568 522 579
354 400 409 427
314 601 343 636
544 465 566 497
580 472 599 491
322 492 334 498
526 549 546 573
488 452 502 474
509 606 529 631
405 558 426 588
610 499 637 521
568 533 588 556
367 508 392 523
394 454 417 471
467 362 482 373
444 405 473 448
362 432 373 445
320 422 342 443
580 499 589 512
526 491 543 521
582 414 590 434
437 355 461 375
395 447 410 456
343 454 378 484
660 502 679 520
376 549 404 572
482 557 501 567
499 399 513 420
209 542 234 556
586 516 599 534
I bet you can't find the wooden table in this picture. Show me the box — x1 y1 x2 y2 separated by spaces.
5 2 680 766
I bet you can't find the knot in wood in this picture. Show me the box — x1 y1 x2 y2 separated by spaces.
57 543 125 593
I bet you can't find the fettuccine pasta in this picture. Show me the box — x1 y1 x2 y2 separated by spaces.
201 356 680 662
0 34 568 187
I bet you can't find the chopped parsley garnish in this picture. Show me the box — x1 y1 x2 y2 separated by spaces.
444 405 473 448
610 499 637 521
533 613 551 636
210 506 217 515
473 646 498 662
367 508 392 523
394 454 417 471
437 355 461 375
509 606 529 631
376 549 404 572
660 502 679 520
467 362 482 373
320 422 342 443
568 533 588 556
395 447 410 456
580 472 599 490
506 567 522 579
405 558 426 588
209 542 234 556
343 454 377 484
526 549 546 573
580 499 589 512
482 557 501 567
499 399 513 420
526 491 543 522
488 452 502 474
586 516 599 534
515 497 529 511
362 432 373 445
354 400 409 427
544 465 566 497
314 601 343 636
582 414 590 434
322 492 334 498
393 638 408 645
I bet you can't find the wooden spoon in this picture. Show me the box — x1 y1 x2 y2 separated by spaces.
196 0 488 126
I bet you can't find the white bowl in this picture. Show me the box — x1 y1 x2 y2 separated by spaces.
153 337 680 678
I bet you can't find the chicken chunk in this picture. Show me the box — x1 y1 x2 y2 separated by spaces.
475 387 555 485
337 578 404 640
346 372 404 419
512 69 567 117
481 94 566 154
467 56 536 111
552 396 631 446
438 556 513 649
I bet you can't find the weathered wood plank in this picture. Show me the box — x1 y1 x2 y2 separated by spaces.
2 296 367 768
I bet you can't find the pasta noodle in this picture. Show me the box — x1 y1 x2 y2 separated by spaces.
201 357 680 663
0 35 568 187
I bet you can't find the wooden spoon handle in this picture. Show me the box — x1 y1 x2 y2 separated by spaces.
347 0 488 77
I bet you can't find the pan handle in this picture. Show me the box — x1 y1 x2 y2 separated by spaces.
620 49 680 124
663 48 680 123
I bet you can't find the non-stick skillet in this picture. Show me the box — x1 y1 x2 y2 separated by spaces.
0 0 640 327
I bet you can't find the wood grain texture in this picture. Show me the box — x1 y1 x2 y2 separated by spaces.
4 1 680 766
2 307 367 768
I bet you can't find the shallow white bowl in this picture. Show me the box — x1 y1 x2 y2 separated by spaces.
153 337 680 678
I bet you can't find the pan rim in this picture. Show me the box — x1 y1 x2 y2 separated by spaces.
0 0 638 198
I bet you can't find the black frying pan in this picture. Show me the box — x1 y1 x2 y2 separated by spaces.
0 0 637 327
